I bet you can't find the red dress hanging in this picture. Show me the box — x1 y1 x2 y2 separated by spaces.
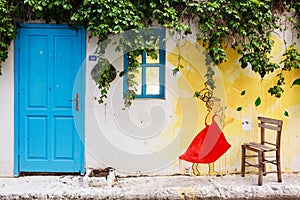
179 114 231 163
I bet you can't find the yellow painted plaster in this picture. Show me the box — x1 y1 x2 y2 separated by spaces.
166 35 300 174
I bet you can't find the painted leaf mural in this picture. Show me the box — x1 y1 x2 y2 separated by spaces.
291 78 300 88
255 97 261 107
284 111 289 117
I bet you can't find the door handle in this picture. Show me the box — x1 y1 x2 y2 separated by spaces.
69 93 79 111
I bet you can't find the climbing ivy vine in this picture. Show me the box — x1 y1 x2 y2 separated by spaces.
0 0 299 105
0 0 16 75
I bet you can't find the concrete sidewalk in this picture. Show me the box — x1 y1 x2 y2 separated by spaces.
0 173 299 199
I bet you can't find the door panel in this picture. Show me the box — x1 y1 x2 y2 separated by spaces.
27 116 48 160
54 117 74 160
53 36 74 108
18 25 85 174
27 36 48 108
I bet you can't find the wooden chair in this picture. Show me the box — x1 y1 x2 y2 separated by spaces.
241 116 283 186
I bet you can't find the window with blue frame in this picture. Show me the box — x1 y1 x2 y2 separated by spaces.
124 28 165 99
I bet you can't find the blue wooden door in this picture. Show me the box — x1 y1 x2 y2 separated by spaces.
17 24 85 174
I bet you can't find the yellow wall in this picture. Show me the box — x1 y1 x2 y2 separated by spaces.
168 35 300 175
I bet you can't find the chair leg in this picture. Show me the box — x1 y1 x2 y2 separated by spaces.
241 145 246 177
276 150 282 183
262 152 266 176
258 151 263 186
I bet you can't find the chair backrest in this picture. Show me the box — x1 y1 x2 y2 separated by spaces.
258 116 283 149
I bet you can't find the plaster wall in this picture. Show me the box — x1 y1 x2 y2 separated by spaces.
0 26 299 177
84 29 300 176
0 43 14 176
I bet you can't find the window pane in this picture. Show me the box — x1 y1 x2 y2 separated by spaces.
146 35 160 64
132 67 142 95
146 67 160 95
146 49 159 64
136 55 142 64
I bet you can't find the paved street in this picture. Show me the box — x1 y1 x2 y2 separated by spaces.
0 172 299 199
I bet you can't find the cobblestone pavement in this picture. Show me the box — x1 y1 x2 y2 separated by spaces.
0 173 299 199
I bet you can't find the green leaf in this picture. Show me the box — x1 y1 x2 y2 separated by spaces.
119 71 126 77
237 107 242 111
284 110 289 117
255 97 261 107
291 78 300 88
241 90 246 96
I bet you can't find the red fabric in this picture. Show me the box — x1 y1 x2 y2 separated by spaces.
179 115 231 163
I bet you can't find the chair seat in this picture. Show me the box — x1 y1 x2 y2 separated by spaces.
244 142 276 152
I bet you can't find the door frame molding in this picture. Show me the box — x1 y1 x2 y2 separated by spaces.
14 23 86 176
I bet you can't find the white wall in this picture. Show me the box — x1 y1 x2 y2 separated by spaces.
84 32 202 176
0 42 14 177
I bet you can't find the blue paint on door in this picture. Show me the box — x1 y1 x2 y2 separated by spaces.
15 24 85 175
